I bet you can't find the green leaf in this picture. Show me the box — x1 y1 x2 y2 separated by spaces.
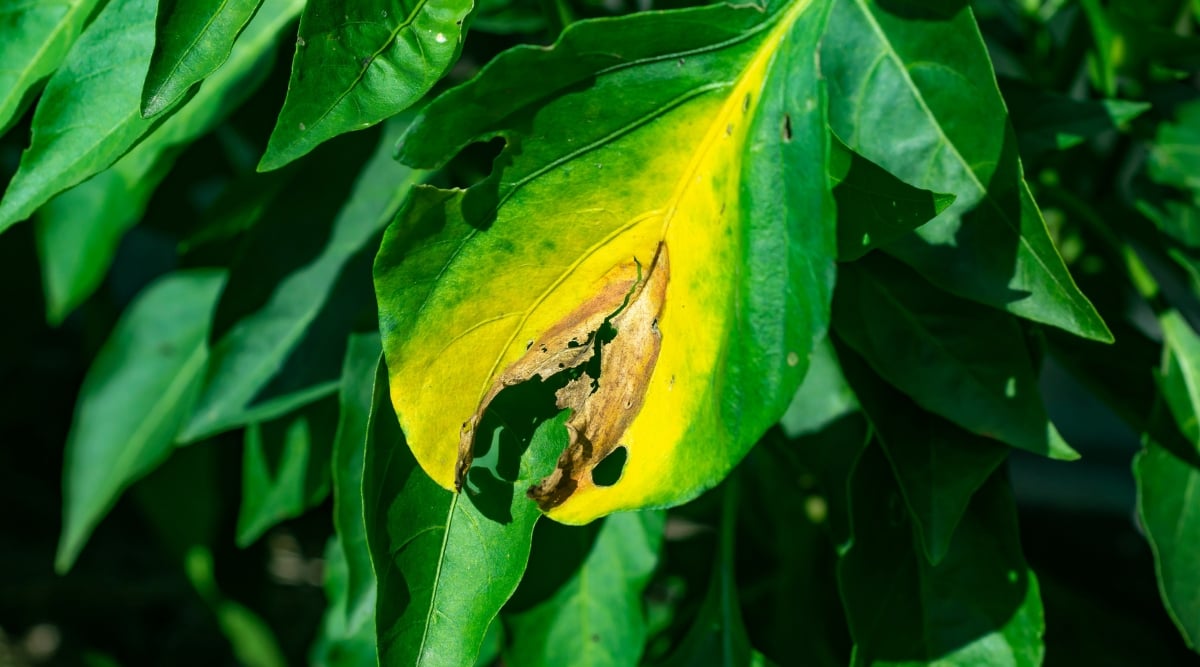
311 536 378 667
838 345 1009 565
376 0 836 524
779 335 858 438
838 444 1045 666
829 136 955 262
0 0 105 136
1158 311 1200 450
141 0 266 117
256 0 474 171
363 358 568 667
0 0 164 232
504 511 665 666
236 396 337 547
1136 440 1200 652
1001 79 1150 160
56 269 225 573
331 332 382 630
821 0 1110 342
34 0 303 324
180 118 422 442
661 482 752 667
833 255 1077 460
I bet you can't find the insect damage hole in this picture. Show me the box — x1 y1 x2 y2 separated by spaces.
782 114 792 142
591 446 627 487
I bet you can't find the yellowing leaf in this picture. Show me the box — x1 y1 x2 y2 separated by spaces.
374 0 836 524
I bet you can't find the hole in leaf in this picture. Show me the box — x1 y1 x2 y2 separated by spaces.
441 136 506 190
782 114 793 142
591 446 627 487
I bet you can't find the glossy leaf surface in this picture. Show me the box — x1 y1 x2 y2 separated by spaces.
56 270 225 572
1137 441 1200 650
257 0 473 170
821 0 1109 342
376 0 835 523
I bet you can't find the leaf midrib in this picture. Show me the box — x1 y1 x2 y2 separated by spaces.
145 0 240 110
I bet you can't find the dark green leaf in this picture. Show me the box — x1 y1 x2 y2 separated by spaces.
236 396 338 546
833 255 1077 460
1136 440 1200 652
504 511 665 667
1002 79 1149 161
1158 311 1200 448
838 444 1045 666
821 0 1110 342
0 0 104 135
830 136 955 262
34 0 302 324
331 332 382 630
180 118 422 441
256 0 473 171
56 269 225 573
1 0 163 232
838 345 1009 565
364 359 567 667
779 336 858 438
311 536 378 667
1150 100 1200 194
141 0 266 117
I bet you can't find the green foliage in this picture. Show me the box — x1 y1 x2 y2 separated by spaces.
6 0 1200 664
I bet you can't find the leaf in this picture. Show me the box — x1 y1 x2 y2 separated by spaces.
504 511 665 666
141 0 266 117
0 0 105 135
833 255 1077 460
180 118 422 441
331 332 382 630
1136 440 1200 652
779 335 858 438
363 359 568 667
821 0 1110 342
838 444 1045 666
837 345 1009 565
311 536 378 667
56 269 225 573
34 0 303 324
1000 79 1150 161
0 0 166 233
256 0 474 171
236 396 338 547
1158 311 1200 450
829 136 955 261
375 0 836 524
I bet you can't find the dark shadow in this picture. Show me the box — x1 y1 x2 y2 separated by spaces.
875 0 966 21
503 518 602 613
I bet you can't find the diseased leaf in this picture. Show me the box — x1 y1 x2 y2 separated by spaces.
0 0 164 232
829 136 955 261
363 359 567 667
833 255 1077 460
821 0 1110 342
141 0 266 117
838 345 1008 565
331 332 381 630
838 444 1045 666
256 0 473 171
56 269 225 573
375 0 836 524
504 511 665 667
35 0 303 324
0 0 104 136
181 119 422 442
1136 440 1200 651
236 396 337 547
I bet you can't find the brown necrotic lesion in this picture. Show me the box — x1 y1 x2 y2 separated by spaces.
454 243 670 511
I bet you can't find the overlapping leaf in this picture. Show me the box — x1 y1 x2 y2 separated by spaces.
257 0 474 170
141 0 266 116
821 0 1110 342
0 0 104 135
375 0 836 524
35 0 302 324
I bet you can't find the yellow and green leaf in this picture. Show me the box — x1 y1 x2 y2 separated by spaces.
374 0 836 524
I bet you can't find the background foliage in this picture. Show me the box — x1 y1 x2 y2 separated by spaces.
3 0 1200 665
